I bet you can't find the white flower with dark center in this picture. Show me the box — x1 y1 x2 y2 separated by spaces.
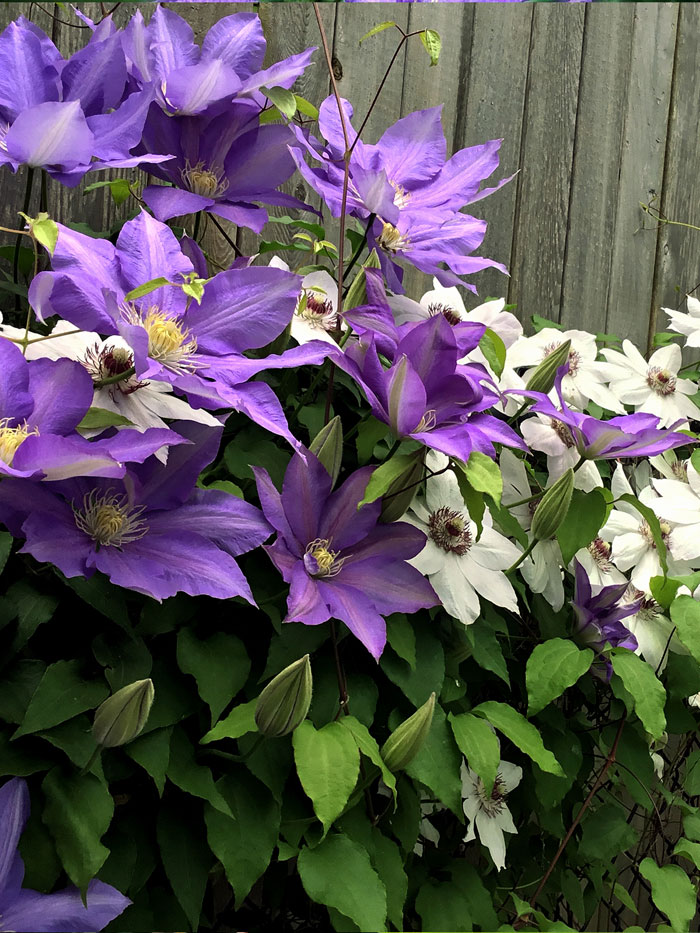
462 758 522 871
269 257 341 346
507 328 623 413
647 459 700 565
500 449 565 610
601 341 698 427
520 412 602 492
574 537 627 588
663 295 700 349
621 587 677 673
600 464 693 590
649 450 689 483
403 452 521 625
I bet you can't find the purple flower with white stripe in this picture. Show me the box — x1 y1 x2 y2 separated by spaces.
291 98 510 291
0 423 271 602
254 450 438 658
0 778 130 933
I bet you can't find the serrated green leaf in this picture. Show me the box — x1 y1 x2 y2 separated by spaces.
359 21 397 43
611 649 666 739
12 661 108 739
293 721 360 832
526 639 593 716
42 768 113 895
639 858 697 931
419 28 441 66
176 628 250 726
449 712 500 795
261 85 296 119
670 595 700 664
200 699 257 744
556 488 608 564
298 833 387 931
472 701 564 775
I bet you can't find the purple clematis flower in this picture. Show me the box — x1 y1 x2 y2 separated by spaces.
0 777 130 933
0 423 271 602
0 16 170 185
0 338 181 480
290 98 510 292
341 314 526 462
29 210 334 443
254 449 438 658
571 560 640 678
515 381 692 460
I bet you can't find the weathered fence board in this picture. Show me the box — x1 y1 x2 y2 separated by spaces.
0 1 698 349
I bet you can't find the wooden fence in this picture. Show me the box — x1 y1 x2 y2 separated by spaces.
1 2 699 351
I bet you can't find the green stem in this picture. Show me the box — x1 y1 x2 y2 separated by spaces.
193 211 201 243
342 213 376 294
384 438 402 461
505 538 537 574
200 734 266 764
94 366 136 389
209 212 242 258
40 170 48 214
13 166 34 312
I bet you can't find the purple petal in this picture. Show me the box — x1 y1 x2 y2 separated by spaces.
121 9 153 83
19 503 94 578
4 100 93 171
375 107 447 188
162 60 241 116
238 47 316 94
26 358 93 434
61 32 126 116
281 451 331 549
220 381 298 445
317 579 387 659
0 339 33 422
317 96 355 155
148 5 198 79
201 13 265 78
318 467 380 550
11 435 128 482
141 185 215 222
253 466 299 548
1 879 130 933
387 356 427 437
345 522 428 564
87 89 159 162
0 778 29 901
339 560 438 616
286 564 330 626
0 21 60 121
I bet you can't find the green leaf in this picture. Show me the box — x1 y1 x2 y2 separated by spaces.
416 879 473 932
200 699 257 744
294 95 319 120
610 649 666 739
639 858 697 932
618 493 668 575
449 712 501 796
339 714 397 804
166 726 232 817
125 726 172 796
472 701 564 775
684 749 700 796
478 328 506 378
673 837 700 869
613 881 637 914
83 178 132 205
205 771 281 907
670 595 700 664
381 622 445 707
358 454 418 508
465 622 509 685
359 21 397 43
261 85 296 120
5 580 58 651
76 407 133 432
578 802 639 862
385 614 416 669
124 277 171 302
42 768 114 894
405 704 462 816
526 639 593 716
20 212 58 255
62 573 131 631
356 417 389 465
460 450 503 505
298 833 387 931
419 28 441 67
0 531 12 576
176 628 250 725
157 798 211 931
556 488 608 565
293 720 360 832
12 660 108 739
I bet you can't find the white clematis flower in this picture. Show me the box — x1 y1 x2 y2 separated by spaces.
621 589 677 673
462 758 522 871
269 256 341 346
663 295 700 349
404 452 521 625
647 460 700 564
601 341 698 427
520 412 602 492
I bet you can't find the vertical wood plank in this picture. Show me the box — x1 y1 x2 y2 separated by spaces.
507 4 585 327
605 3 677 348
650 4 700 346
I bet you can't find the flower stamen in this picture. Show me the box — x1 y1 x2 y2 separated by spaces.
121 303 198 374
304 538 345 578
0 418 38 465
428 506 472 555
378 221 410 254
646 366 677 397
73 489 148 548
180 160 229 199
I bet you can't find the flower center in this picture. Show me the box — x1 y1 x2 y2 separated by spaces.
80 342 145 396
428 506 472 555
639 519 671 548
73 489 148 548
476 773 508 817
646 366 677 396
671 461 689 482
181 160 229 199
543 341 581 377
390 181 411 210
297 290 338 331
413 410 437 434
121 304 198 374
427 302 462 327
0 418 38 465
588 537 614 572
303 538 345 578
378 222 410 254
549 418 576 449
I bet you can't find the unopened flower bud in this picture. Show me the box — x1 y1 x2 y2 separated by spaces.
344 249 381 311
525 339 572 395
92 679 155 748
530 468 574 541
255 655 312 738
310 417 343 487
380 450 425 523
381 692 436 772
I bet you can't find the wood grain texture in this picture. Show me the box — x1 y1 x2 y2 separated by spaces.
0 2 694 347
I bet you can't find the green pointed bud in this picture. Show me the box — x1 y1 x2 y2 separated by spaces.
255 654 313 738
530 468 574 541
309 416 343 487
92 679 155 748
381 692 436 772
525 339 572 395
380 449 425 523
344 249 382 310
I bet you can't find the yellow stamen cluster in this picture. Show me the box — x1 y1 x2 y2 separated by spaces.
181 160 229 199
121 304 198 374
73 489 148 548
0 418 38 466
378 222 410 254
304 538 345 578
